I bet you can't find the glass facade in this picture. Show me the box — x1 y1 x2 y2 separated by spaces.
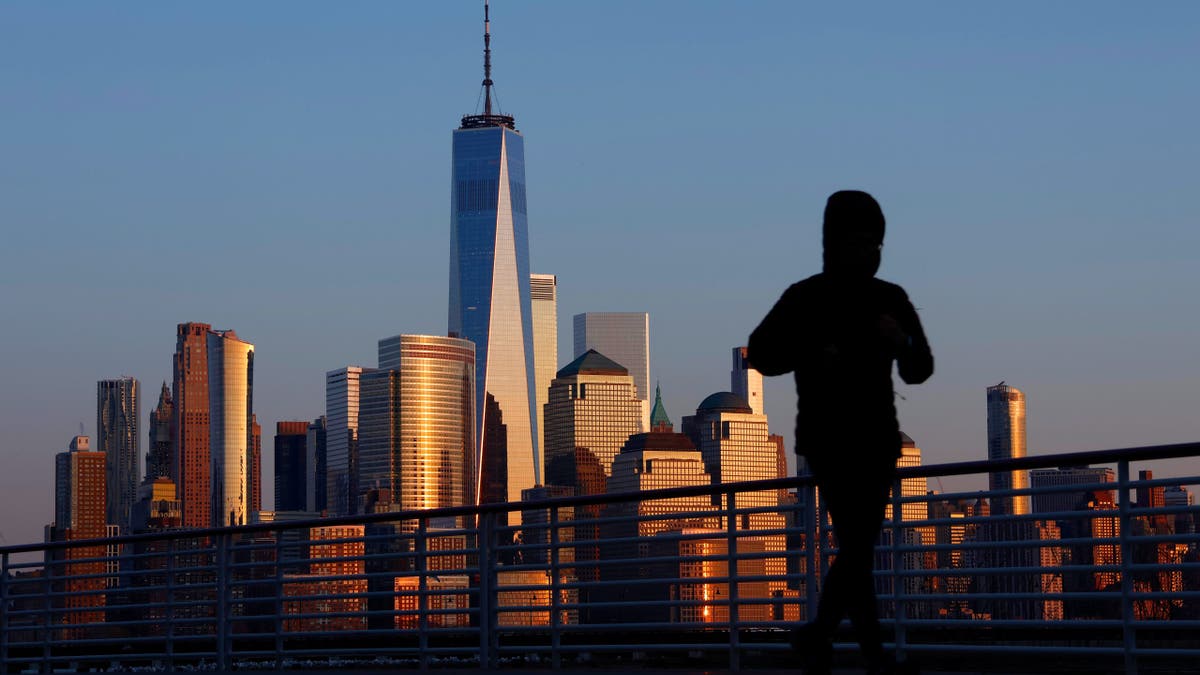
987 383 1030 515
207 330 254 527
326 366 372 516
97 377 140 532
449 125 540 507
361 335 475 524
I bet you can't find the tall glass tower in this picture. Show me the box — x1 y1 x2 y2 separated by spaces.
449 2 540 507
986 382 1030 516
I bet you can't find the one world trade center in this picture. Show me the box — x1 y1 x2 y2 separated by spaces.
449 1 539 513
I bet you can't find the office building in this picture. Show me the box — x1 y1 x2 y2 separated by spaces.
986 382 1030 516
208 329 254 527
573 312 650 429
146 382 173 482
326 366 373 516
544 350 644 495
98 377 140 531
1029 465 1115 515
274 421 310 513
449 7 540 512
607 430 718 537
173 322 212 529
887 433 929 532
131 477 182 533
731 346 763 415
681 392 788 594
361 335 476 520
306 416 327 513
530 273 558 468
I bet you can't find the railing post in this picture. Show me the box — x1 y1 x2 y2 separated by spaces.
803 480 818 622
890 474 907 663
1 552 10 671
216 533 230 671
42 550 55 673
273 532 284 671
549 506 562 669
725 489 740 671
1117 460 1136 674
417 518 429 670
165 539 176 670
478 512 497 670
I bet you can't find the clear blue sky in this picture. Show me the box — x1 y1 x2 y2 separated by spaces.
2 2 1198 546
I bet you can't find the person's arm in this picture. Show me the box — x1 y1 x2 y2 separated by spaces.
891 290 933 384
747 284 803 376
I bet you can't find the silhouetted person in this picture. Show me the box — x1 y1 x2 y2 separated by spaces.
747 190 932 675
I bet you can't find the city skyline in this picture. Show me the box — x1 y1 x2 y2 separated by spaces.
2 3 1199 547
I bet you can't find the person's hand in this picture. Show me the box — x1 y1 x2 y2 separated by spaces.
879 314 909 350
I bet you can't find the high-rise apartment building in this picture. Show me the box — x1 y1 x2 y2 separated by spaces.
326 366 373 516
986 382 1030 516
275 421 309 513
173 322 212 529
731 347 764 416
544 350 644 496
208 329 254 527
530 273 558 469
573 312 650 429
98 377 140 531
146 382 173 482
448 12 540 510
306 416 327 513
52 435 108 632
54 436 107 539
362 336 476 519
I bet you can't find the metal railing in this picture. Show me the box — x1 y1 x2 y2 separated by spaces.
2 442 1198 673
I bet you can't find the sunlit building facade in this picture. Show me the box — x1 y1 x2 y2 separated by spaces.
730 346 763 416
52 435 108 635
573 312 650 429
530 273 558 466
361 335 476 520
173 322 211 529
449 119 539 513
986 382 1030 516
544 350 644 493
208 329 254 527
98 377 140 532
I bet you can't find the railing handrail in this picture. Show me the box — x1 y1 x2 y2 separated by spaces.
4 440 1197 556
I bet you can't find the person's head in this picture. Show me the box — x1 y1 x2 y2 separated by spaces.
822 190 885 279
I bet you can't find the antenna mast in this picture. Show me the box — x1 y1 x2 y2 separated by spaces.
460 0 515 130
483 0 493 116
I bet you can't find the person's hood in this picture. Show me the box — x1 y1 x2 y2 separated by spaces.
822 190 885 280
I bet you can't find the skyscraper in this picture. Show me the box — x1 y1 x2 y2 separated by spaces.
573 312 650 429
52 435 108 632
98 377 140 532
731 346 764 416
146 382 173 482
986 382 1030 516
449 4 540 507
275 421 309 513
326 366 373 516
250 414 262 517
361 335 476 520
173 322 212 529
306 416 327 513
1029 465 1115 515
681 392 781 524
543 350 644 496
207 329 254 527
530 273 558 470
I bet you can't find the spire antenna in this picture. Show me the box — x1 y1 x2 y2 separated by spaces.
483 0 493 116
460 0 515 130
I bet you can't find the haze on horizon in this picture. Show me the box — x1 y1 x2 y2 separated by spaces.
1 2 1197 547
